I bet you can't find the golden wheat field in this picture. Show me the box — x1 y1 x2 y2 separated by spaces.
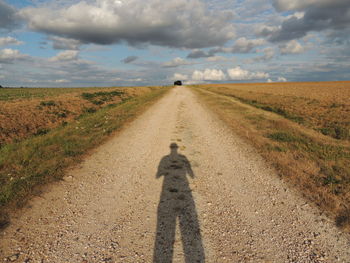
197 81 350 141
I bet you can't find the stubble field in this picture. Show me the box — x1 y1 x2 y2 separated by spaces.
196 81 350 140
192 81 350 230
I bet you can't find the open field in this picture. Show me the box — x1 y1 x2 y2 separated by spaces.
0 87 96 101
192 82 350 230
195 81 350 141
0 87 159 146
1 87 350 262
0 86 170 216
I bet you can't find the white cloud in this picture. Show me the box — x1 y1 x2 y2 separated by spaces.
213 37 266 53
280 40 304 54
256 25 279 38
188 37 266 58
55 79 70 83
172 73 188 81
206 56 232 62
20 0 235 49
269 0 350 42
228 37 266 53
49 50 79 62
128 78 143 82
267 76 287 83
192 69 227 81
0 37 23 46
247 47 275 63
173 66 270 83
163 57 192 68
49 36 81 50
227 67 250 80
277 76 287 82
0 49 28 63
227 66 269 80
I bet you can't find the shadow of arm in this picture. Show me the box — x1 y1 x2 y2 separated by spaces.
156 157 167 178
184 157 195 178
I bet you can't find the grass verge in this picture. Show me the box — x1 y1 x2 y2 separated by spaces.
192 87 350 231
194 84 350 141
0 86 170 224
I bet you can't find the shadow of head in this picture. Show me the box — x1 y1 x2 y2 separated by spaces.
170 142 179 152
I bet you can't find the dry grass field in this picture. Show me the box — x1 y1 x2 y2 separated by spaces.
0 86 170 219
196 81 350 140
192 81 350 230
0 87 154 146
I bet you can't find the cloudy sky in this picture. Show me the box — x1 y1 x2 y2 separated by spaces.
0 0 349 87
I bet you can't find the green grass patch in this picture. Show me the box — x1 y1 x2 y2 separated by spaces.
267 132 303 143
0 87 105 101
229 95 305 124
81 90 125 105
0 87 170 208
83 107 97 114
319 126 349 140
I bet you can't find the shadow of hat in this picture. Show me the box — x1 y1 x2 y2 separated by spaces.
170 143 179 149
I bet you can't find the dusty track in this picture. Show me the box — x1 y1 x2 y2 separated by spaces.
1 87 349 262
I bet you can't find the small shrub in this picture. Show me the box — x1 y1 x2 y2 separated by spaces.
40 100 56 106
335 126 348 140
319 127 332 136
267 132 298 142
274 146 287 152
81 93 95 100
92 100 104 105
265 143 287 152
330 103 342 108
84 107 97 113
318 126 349 140
35 128 50 136
81 90 125 103
57 112 67 118
320 165 344 186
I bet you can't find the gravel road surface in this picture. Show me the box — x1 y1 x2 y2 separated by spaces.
1 87 349 262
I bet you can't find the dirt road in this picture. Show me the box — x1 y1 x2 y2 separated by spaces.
1 87 349 262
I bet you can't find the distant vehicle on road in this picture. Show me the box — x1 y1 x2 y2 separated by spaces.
174 80 182 86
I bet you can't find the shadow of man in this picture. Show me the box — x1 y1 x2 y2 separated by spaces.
153 143 205 263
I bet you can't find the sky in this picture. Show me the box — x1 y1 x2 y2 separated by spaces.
0 0 349 87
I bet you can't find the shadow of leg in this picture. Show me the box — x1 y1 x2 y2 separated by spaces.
153 204 176 263
179 198 205 263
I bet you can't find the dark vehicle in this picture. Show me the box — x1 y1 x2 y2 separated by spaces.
174 80 182 86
